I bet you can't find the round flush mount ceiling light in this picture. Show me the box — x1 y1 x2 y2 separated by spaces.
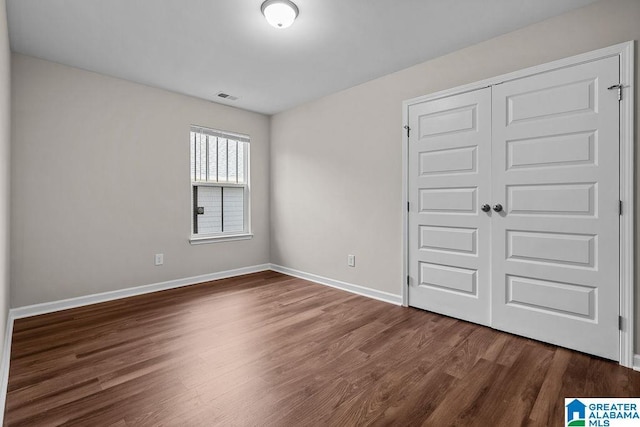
261 0 299 29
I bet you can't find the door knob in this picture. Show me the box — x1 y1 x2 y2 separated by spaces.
493 204 503 212
481 204 491 212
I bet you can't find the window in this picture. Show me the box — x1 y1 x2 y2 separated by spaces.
190 126 250 243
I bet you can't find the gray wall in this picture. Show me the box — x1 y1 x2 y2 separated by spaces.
0 0 9 352
270 0 640 343
11 54 270 307
8 0 640 352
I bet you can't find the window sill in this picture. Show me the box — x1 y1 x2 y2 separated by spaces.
190 233 254 245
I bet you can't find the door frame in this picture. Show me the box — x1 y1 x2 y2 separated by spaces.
401 41 635 367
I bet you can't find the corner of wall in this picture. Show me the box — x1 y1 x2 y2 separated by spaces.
0 0 11 421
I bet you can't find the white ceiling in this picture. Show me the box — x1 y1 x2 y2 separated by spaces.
6 0 597 115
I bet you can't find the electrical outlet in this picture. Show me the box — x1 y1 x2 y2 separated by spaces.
155 253 164 266
347 254 355 267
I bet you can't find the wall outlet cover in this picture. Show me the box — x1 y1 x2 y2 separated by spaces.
348 254 355 267
155 253 164 266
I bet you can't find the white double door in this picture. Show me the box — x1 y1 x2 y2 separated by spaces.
407 56 620 360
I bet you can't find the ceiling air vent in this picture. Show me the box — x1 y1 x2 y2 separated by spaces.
216 92 239 101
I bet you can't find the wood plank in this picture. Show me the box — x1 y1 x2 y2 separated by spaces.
4 271 640 426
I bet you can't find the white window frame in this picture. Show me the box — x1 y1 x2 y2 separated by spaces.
189 125 252 244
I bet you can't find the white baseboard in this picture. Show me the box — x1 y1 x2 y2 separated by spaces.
0 264 632 424
0 264 271 424
270 264 402 306
10 263 401 321
10 264 271 320
0 262 400 424
0 310 14 426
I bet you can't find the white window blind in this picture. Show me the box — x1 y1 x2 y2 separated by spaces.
190 126 249 238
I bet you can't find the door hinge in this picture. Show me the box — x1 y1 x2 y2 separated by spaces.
407 201 410 212
619 200 623 215
608 84 623 101
619 316 623 330
404 125 411 138
407 275 411 286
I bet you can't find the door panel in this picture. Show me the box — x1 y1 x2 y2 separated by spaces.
506 183 596 216
407 54 620 360
506 78 595 124
419 146 477 175
491 56 620 360
419 187 477 213
506 230 596 267
506 275 596 320
419 226 477 254
506 131 595 170
408 88 491 325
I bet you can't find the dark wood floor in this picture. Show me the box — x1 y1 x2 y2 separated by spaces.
4 271 640 426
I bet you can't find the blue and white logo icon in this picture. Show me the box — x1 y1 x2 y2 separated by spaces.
565 398 640 427
566 399 586 426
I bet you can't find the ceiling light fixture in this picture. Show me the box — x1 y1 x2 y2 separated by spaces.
261 0 299 29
